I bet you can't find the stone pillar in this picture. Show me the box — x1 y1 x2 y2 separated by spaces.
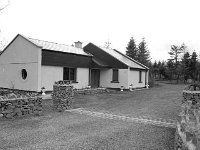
175 84 200 150
52 81 73 111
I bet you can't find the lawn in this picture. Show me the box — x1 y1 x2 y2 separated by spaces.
73 82 185 121
0 82 185 150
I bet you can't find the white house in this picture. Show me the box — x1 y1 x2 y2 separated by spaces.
84 43 149 89
0 34 149 92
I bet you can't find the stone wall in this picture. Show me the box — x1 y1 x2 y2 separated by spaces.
0 96 42 118
0 88 42 118
175 84 200 150
74 88 109 96
52 81 73 111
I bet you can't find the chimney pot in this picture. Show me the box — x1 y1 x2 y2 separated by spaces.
74 41 82 49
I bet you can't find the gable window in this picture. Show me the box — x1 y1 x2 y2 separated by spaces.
139 71 142 83
111 69 119 83
63 67 76 82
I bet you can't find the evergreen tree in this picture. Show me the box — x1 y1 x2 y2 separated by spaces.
190 51 198 80
126 37 138 60
168 44 184 82
181 52 190 82
166 60 175 80
159 61 167 79
152 61 158 78
137 37 150 66
168 45 183 65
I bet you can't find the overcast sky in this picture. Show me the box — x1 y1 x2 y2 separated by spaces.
0 0 200 61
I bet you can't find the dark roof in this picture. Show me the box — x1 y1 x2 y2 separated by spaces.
92 57 109 68
84 43 149 70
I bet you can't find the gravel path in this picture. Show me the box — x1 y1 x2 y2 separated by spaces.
66 108 176 128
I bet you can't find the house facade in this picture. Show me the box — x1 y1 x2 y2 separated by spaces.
84 43 149 89
0 34 149 92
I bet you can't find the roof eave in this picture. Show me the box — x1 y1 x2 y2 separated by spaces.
42 49 93 57
113 49 149 70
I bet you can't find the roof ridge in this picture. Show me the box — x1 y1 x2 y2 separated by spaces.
28 37 74 48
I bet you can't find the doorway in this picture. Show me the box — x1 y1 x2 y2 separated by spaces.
91 69 100 88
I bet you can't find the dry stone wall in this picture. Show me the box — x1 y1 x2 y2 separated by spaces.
175 84 200 150
52 81 73 111
0 89 42 118
74 88 109 96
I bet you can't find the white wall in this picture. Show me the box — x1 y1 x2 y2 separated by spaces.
0 35 41 91
100 69 129 89
128 70 146 88
41 66 89 91
75 68 89 89
0 63 39 91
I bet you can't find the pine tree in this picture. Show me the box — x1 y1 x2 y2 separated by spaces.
168 44 184 82
152 61 158 78
190 51 198 81
166 60 175 80
168 45 183 65
181 52 191 82
137 37 150 66
126 37 138 60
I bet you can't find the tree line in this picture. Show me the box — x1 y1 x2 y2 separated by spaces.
126 37 200 83
150 44 200 83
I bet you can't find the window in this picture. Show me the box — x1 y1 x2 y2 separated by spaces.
63 67 76 81
139 71 142 83
21 69 27 80
112 69 119 82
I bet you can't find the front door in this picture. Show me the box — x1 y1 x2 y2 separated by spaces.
91 69 100 88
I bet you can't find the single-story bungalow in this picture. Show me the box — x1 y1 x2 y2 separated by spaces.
0 34 149 92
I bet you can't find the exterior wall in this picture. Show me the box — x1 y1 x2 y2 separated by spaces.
100 69 129 89
0 63 39 91
41 66 89 91
41 66 63 91
0 35 41 91
128 69 146 88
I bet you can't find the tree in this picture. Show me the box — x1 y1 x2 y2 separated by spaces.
190 51 198 81
168 45 184 65
137 37 150 66
159 61 167 79
0 0 9 12
181 52 191 82
0 0 9 51
152 61 158 78
126 37 138 60
166 59 174 80
168 44 184 82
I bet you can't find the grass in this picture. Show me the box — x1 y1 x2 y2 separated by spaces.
0 82 185 150
73 82 184 121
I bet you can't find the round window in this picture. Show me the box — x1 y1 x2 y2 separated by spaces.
21 69 27 80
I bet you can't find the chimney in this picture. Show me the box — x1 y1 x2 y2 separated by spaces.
74 41 82 49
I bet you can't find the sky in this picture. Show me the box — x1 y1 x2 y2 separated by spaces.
0 0 200 61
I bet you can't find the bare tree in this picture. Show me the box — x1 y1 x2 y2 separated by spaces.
0 0 9 50
0 0 9 12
